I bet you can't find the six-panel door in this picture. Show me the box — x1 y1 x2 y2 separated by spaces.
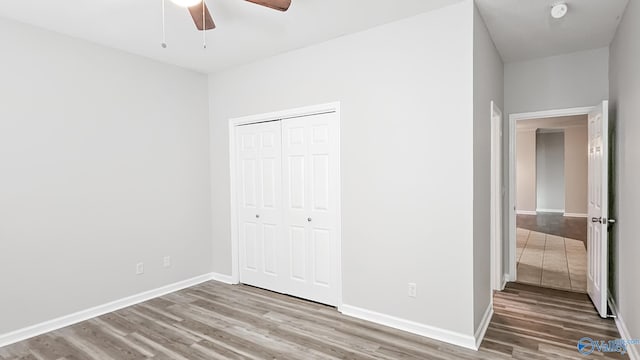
282 112 339 306
587 101 609 318
236 121 286 294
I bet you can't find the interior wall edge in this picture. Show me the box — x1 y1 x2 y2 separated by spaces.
473 300 494 350
608 293 640 360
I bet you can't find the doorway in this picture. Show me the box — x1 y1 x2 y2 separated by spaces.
505 101 614 317
514 116 588 292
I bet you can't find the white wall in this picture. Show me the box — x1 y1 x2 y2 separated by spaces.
536 131 565 212
209 1 478 339
472 2 504 332
516 129 537 212
0 18 212 335
504 47 609 116
564 125 588 215
609 0 640 350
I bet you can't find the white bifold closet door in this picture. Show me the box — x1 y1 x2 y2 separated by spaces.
282 112 339 306
236 112 339 306
236 121 286 294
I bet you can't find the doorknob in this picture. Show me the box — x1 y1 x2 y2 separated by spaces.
591 217 601 223
256 214 260 219
307 217 312 222
606 218 616 224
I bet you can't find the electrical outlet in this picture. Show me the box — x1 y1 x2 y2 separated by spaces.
408 283 417 298
136 262 144 275
163 256 171 268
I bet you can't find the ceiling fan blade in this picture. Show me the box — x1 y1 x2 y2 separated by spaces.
188 1 215 31
245 0 292 12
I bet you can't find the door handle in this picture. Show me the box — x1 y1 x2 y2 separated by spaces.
307 217 312 222
256 214 260 219
591 217 601 223
606 218 616 224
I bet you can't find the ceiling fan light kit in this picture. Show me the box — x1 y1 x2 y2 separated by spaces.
161 0 291 49
170 0 202 7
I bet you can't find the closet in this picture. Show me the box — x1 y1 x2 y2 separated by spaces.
234 110 339 306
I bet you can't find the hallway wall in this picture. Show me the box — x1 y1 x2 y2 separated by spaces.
504 47 609 116
516 129 536 213
609 0 640 352
564 125 588 216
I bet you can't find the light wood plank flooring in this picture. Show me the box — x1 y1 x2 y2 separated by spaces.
517 228 587 292
0 281 627 359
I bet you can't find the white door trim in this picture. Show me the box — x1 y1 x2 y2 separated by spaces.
507 106 594 281
490 101 503 291
228 102 342 310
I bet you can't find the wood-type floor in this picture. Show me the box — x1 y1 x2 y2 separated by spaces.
517 213 587 245
0 281 628 359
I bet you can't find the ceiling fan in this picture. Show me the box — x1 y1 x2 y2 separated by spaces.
169 0 292 31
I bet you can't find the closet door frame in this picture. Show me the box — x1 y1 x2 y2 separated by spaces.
228 102 342 310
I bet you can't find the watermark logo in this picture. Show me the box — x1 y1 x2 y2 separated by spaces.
577 337 595 355
577 337 640 355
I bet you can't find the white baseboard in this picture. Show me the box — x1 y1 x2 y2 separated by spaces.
501 274 509 289
0 273 215 348
340 304 477 350
211 272 236 285
536 208 565 213
516 210 537 215
474 302 494 350
608 294 639 360
564 213 588 218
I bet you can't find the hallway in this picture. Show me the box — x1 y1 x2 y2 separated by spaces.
485 282 626 359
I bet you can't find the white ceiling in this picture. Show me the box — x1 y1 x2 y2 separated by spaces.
0 0 462 73
476 0 629 63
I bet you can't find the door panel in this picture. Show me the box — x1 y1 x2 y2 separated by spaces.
288 156 306 209
282 112 339 306
313 229 331 286
236 121 284 293
312 154 330 211
263 223 277 275
261 158 278 209
290 226 307 281
241 159 257 208
242 222 258 270
587 101 609 318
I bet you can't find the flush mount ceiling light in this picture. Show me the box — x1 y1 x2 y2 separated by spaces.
551 3 568 19
170 0 202 7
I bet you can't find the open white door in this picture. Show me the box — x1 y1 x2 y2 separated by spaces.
587 100 610 318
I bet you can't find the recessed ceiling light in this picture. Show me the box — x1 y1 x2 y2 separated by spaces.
551 3 568 19
170 0 202 8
